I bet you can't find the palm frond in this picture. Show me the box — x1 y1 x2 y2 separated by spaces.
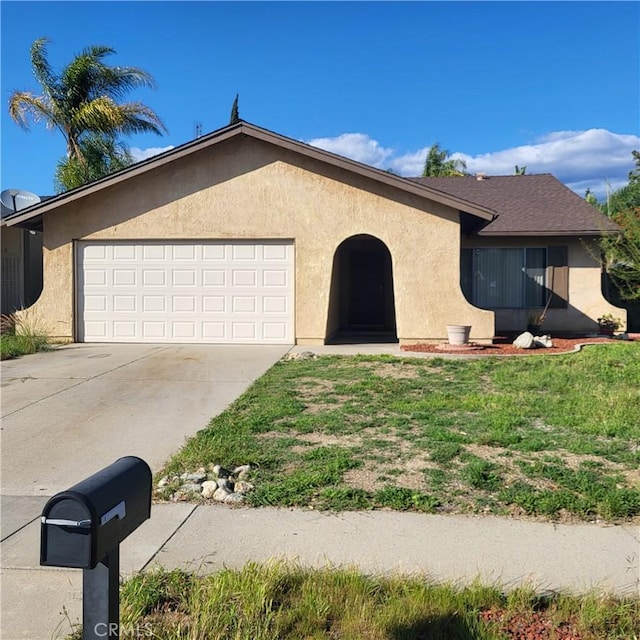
8 92 56 130
29 37 60 101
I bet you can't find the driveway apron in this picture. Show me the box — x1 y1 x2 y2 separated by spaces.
1 343 289 497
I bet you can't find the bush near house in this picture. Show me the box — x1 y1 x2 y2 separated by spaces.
0 313 50 359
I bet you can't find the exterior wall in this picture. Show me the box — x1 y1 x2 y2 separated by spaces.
22 137 494 344
462 236 627 333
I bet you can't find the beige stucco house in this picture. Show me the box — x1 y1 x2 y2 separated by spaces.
4 121 624 345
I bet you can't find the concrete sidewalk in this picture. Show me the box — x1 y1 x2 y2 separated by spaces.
2 498 638 639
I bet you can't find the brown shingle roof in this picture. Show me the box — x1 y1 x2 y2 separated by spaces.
411 174 619 236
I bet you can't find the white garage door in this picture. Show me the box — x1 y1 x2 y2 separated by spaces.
77 241 294 343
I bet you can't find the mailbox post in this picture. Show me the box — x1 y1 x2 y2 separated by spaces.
40 456 152 639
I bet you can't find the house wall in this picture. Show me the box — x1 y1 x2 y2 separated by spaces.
21 137 494 344
462 236 627 332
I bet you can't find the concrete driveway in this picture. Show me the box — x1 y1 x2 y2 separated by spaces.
1 343 289 499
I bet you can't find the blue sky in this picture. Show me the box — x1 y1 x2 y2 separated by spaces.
1 1 638 200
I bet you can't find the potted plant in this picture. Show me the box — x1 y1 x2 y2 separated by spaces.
446 324 471 345
597 314 623 336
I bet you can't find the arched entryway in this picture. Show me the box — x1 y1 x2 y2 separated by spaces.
326 234 398 343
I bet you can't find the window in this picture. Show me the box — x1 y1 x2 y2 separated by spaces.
466 248 547 309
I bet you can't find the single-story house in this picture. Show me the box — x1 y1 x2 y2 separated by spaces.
3 121 624 345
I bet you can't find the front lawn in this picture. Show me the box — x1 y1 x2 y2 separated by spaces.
69 563 640 639
160 344 640 521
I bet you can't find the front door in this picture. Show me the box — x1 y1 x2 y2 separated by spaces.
348 249 387 327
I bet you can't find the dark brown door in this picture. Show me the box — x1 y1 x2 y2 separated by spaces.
348 249 387 327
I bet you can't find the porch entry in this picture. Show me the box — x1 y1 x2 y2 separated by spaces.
327 234 398 343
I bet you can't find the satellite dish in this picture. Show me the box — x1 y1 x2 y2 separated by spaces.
1 189 41 213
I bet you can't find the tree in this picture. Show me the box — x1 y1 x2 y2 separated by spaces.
229 94 240 125
54 133 133 191
628 150 640 185
9 37 166 192
422 143 467 177
589 152 640 301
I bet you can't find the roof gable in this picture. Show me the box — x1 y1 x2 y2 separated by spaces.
5 121 495 230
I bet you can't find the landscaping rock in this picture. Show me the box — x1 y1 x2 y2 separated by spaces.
178 482 202 494
212 486 232 502
235 480 254 494
180 472 206 483
533 335 553 348
157 476 170 488
223 493 245 504
212 465 231 478
513 332 535 349
283 351 316 361
201 480 218 499
216 477 234 491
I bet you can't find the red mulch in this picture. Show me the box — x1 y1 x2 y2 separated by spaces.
479 608 583 639
401 336 630 356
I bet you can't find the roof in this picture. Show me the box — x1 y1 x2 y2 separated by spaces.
1 195 53 228
3 121 496 231
411 175 619 236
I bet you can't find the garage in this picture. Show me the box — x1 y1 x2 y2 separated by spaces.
76 240 294 343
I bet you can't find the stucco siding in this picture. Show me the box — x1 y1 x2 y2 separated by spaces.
23 137 494 343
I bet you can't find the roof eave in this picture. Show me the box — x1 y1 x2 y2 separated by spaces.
5 121 496 227
477 229 619 237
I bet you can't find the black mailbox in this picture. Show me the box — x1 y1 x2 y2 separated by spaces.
41 456 151 569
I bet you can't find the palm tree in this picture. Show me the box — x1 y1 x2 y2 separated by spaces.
9 37 167 191
54 133 133 192
422 142 467 177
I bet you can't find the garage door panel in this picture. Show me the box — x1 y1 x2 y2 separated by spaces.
78 241 293 344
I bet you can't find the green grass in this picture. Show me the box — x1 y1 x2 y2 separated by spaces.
0 313 51 360
0 331 50 359
160 344 640 521
66 563 640 639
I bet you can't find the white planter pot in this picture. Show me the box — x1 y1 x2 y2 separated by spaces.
446 324 471 345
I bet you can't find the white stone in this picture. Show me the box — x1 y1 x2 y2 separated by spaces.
534 335 553 348
216 478 234 491
224 493 245 504
513 332 535 349
201 480 218 499
157 476 170 487
212 486 232 502
178 482 202 494
180 472 206 483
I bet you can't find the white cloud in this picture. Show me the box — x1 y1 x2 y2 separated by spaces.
130 145 174 162
306 128 639 200
306 133 394 168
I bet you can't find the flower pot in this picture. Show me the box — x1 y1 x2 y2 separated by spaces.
599 327 615 336
446 324 471 345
